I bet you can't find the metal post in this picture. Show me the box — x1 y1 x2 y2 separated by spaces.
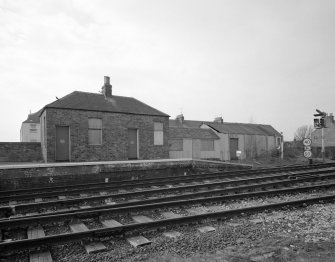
321 127 325 163
280 132 284 160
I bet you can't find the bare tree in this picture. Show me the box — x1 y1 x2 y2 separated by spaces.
294 125 314 141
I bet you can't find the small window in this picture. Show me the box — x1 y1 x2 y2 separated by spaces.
154 122 163 145
88 118 102 145
30 129 37 133
30 124 37 128
201 139 214 151
169 139 183 151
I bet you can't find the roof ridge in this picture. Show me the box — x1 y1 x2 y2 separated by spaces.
41 90 169 117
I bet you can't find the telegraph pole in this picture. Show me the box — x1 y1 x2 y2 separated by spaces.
321 127 325 162
280 132 284 160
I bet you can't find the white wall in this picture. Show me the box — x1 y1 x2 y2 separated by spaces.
20 123 41 142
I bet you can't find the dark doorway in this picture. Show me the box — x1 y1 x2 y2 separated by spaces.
56 126 70 161
229 138 238 160
127 129 138 159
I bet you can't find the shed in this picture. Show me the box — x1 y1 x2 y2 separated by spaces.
169 127 220 159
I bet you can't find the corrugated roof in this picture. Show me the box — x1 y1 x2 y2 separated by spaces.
43 91 169 117
169 119 281 136
169 127 220 139
23 109 42 124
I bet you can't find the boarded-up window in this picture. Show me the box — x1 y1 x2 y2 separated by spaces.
201 139 214 151
88 118 102 145
169 139 183 151
154 122 164 145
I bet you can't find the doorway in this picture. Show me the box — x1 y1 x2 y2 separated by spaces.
127 129 138 159
56 126 70 161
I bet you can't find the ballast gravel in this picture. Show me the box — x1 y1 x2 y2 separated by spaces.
5 189 335 262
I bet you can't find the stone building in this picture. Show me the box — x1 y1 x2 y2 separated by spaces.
40 77 169 162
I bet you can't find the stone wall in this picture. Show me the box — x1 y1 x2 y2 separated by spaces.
0 159 252 190
42 108 169 162
0 142 42 162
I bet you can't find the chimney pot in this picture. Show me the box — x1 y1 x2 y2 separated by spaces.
175 114 184 123
102 76 112 98
214 116 223 124
104 76 110 85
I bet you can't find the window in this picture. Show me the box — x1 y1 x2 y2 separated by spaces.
88 118 102 145
30 129 37 133
169 139 183 151
30 124 37 128
154 122 163 145
201 139 214 151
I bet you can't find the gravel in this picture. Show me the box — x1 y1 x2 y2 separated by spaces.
5 188 335 261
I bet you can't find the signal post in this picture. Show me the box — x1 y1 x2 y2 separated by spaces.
313 109 327 163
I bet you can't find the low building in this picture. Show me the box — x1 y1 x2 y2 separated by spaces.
169 126 220 159
170 115 282 160
20 111 41 142
40 76 169 162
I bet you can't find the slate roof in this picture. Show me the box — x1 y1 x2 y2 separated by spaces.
23 109 42 124
42 91 169 117
169 119 281 136
207 122 281 136
169 127 220 139
169 119 203 128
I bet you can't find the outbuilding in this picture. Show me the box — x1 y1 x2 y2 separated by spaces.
169 126 220 159
169 115 282 160
40 77 169 162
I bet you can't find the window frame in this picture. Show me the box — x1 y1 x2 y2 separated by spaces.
88 118 102 145
154 122 164 146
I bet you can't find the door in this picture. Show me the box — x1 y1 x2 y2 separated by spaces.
192 139 201 159
128 129 138 159
229 138 238 160
56 126 70 161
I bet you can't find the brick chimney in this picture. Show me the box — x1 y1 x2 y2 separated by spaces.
175 114 184 123
214 116 223 124
102 76 112 98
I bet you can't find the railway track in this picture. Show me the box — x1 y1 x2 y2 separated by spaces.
1 166 335 218
1 163 334 215
2 163 333 201
1 163 335 260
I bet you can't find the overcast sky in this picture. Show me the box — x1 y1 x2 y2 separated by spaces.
1 0 334 142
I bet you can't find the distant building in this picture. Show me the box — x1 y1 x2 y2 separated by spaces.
40 76 169 162
20 111 41 142
311 113 335 159
169 126 220 159
169 115 282 160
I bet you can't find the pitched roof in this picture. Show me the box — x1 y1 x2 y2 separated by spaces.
169 119 281 136
169 127 220 139
23 109 42 124
169 119 203 128
42 91 169 117
206 122 281 136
